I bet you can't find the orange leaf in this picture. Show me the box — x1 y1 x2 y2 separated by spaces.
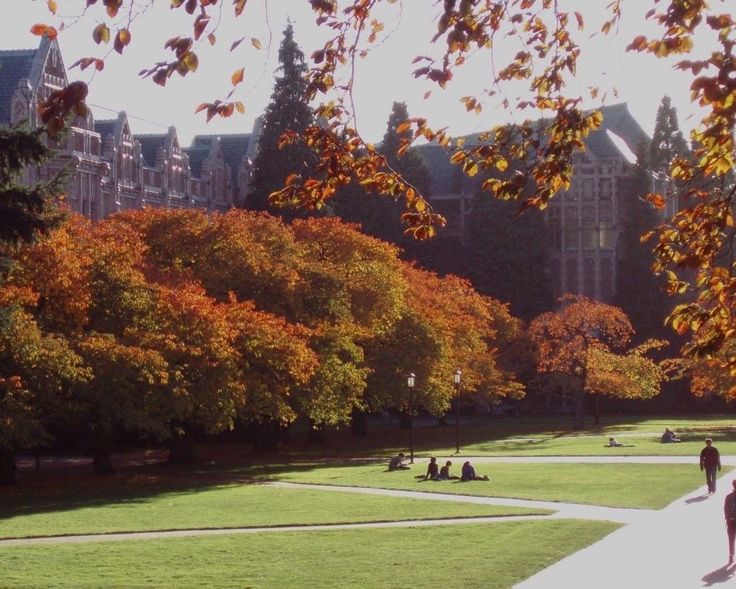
231 67 245 85
251 37 261 49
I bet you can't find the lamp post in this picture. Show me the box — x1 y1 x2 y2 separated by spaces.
454 369 462 454
407 373 415 464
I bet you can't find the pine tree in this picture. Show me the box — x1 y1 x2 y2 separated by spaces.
614 141 668 338
247 23 315 216
649 95 688 172
464 193 553 321
336 101 431 245
0 125 64 248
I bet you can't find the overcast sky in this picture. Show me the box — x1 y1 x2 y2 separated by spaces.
5 0 730 145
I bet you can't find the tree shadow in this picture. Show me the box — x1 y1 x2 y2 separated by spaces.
702 563 736 586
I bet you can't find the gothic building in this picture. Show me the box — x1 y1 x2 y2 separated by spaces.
0 37 256 219
417 103 661 302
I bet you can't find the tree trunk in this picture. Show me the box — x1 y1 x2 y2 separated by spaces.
307 419 326 444
0 448 16 484
92 425 114 475
169 428 196 464
593 396 601 427
572 387 586 430
253 420 281 452
350 408 368 438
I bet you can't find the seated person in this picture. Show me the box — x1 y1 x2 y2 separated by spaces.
388 452 410 471
608 436 624 447
425 457 439 480
661 427 682 443
438 460 459 480
461 460 489 481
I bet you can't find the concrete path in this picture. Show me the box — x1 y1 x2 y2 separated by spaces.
270 481 648 523
515 471 736 588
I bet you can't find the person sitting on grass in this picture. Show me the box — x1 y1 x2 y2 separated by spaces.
425 456 440 480
661 427 682 443
438 460 459 480
388 452 410 471
608 436 624 447
461 461 489 481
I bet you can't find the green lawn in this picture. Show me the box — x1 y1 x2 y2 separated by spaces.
0 520 620 589
0 483 549 540
273 461 732 509
306 415 736 457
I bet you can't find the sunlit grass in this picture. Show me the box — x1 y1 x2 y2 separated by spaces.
0 520 620 589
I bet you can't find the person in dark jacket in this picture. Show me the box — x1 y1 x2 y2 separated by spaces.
725 480 736 563
425 457 439 480
701 438 722 494
460 461 489 481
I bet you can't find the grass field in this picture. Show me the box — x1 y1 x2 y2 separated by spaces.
0 520 620 589
272 461 733 509
0 483 550 540
296 414 736 458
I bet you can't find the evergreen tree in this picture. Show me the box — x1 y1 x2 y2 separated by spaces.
464 192 553 321
614 141 668 338
0 125 64 248
336 101 431 245
247 23 315 216
649 95 688 172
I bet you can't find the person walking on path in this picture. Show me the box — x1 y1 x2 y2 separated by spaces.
725 480 736 563
700 437 722 494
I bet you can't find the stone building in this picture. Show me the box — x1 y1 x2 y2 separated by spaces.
417 103 661 302
0 37 255 219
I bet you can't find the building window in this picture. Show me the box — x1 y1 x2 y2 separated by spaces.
566 258 579 294
582 178 595 201
599 222 615 249
581 223 597 250
583 258 596 297
550 259 562 298
564 225 578 250
600 177 613 200
600 258 614 300
549 219 562 251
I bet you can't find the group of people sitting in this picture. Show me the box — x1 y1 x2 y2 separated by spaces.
387 453 489 481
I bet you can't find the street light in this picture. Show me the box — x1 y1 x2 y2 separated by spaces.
454 369 462 454
407 373 415 464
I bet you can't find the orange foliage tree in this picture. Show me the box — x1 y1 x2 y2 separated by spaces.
529 295 668 428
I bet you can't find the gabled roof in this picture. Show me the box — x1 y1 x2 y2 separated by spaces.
94 118 117 140
135 134 167 167
191 133 250 186
183 145 210 177
0 49 37 125
418 103 649 197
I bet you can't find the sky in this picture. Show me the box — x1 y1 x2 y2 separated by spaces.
3 0 731 145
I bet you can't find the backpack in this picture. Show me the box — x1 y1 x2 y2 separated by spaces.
725 494 736 521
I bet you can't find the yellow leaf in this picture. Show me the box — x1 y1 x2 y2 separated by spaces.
47 0 57 14
251 37 261 50
235 101 245 114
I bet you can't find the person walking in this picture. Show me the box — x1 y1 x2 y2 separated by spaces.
725 480 736 563
700 437 722 494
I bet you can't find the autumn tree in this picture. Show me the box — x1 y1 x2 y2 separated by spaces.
247 23 316 215
336 101 431 246
0 290 88 482
529 295 666 429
